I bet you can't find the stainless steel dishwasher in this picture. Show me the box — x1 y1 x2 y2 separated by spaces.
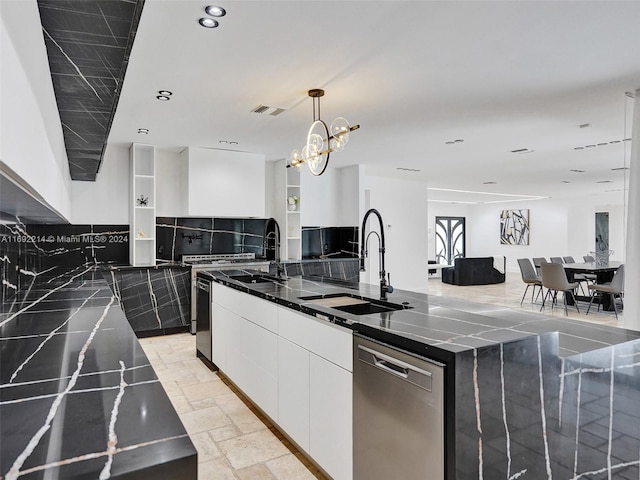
195 276 213 366
353 335 445 480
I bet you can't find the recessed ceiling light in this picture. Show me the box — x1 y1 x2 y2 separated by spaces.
561 180 571 183
156 95 170 101
397 167 421 172
199 17 219 28
570 169 585 173
158 90 172 96
596 180 613 184
623 138 632 141
611 167 629 171
445 141 455 145
138 128 149 134
219 140 228 144
483 181 496 184
585 145 596 148
578 123 591 128
205 5 226 17
597 143 608 146
574 147 584 150
454 139 464 143
229 141 238 145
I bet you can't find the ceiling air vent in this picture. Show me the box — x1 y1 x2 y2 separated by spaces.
251 105 285 116
510 148 535 154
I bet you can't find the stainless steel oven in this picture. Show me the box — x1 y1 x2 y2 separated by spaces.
183 254 270 334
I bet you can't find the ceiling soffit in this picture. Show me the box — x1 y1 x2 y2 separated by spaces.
37 0 144 181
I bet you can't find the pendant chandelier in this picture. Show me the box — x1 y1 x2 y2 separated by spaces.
288 89 360 176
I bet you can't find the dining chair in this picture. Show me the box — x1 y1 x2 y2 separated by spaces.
550 257 564 264
532 257 547 274
587 264 625 319
517 258 542 305
562 255 593 290
540 262 580 314
583 255 595 263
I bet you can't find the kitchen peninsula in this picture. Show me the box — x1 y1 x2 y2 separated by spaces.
0 267 197 479
201 269 640 480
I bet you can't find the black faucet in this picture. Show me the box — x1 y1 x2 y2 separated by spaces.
360 208 393 301
264 218 284 279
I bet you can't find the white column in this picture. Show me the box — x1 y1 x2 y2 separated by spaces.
624 89 640 330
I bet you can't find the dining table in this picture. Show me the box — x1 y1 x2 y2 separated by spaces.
563 260 623 311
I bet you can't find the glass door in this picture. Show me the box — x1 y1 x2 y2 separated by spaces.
435 217 465 265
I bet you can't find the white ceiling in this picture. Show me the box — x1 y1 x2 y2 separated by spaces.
107 0 640 204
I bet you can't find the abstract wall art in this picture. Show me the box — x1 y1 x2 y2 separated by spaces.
500 209 530 245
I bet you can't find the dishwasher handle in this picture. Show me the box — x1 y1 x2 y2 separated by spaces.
197 279 210 292
357 344 433 392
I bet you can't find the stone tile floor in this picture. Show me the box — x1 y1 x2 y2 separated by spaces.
138 333 326 480
139 272 624 479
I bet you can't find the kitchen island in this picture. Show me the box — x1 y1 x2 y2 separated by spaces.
0 267 197 479
201 269 640 480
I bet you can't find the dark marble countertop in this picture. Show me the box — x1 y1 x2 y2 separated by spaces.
200 269 640 362
0 268 197 479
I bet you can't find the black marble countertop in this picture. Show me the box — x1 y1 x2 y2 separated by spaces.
200 269 640 362
0 268 197 479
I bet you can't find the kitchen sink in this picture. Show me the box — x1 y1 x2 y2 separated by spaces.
299 293 410 315
229 274 284 284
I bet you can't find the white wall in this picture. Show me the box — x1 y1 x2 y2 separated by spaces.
428 196 626 273
71 145 129 224
299 164 363 227
1 0 71 220
363 174 429 292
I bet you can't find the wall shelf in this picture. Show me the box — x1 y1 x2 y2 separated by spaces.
275 160 302 260
130 143 156 266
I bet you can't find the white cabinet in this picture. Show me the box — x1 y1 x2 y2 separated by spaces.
212 283 353 480
278 337 310 453
242 318 278 421
278 307 353 480
310 353 353 480
274 159 301 260
180 147 265 217
212 283 278 420
129 143 156 266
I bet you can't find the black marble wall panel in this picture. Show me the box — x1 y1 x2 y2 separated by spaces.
103 266 191 336
277 258 360 283
1 221 128 303
156 217 268 261
302 226 359 259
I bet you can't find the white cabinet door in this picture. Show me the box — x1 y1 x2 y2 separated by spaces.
212 301 228 370
224 308 246 392
278 307 352 371
278 336 310 453
243 319 278 421
310 353 353 480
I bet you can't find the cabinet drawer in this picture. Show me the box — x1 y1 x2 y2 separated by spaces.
278 307 352 372
214 283 278 333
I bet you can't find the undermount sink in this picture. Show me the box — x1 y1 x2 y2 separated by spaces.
299 293 410 315
229 274 284 284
